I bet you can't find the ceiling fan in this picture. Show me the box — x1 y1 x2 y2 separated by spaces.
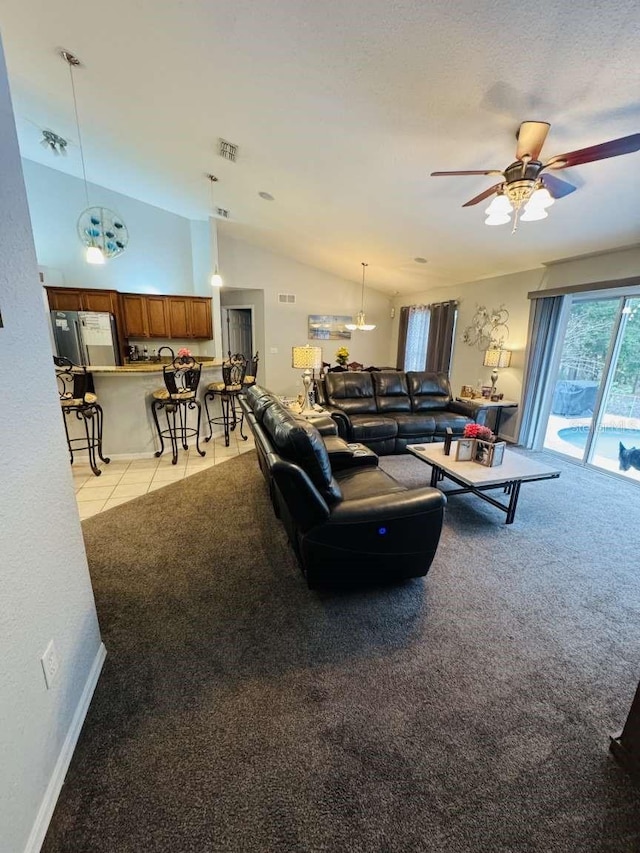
431 121 640 230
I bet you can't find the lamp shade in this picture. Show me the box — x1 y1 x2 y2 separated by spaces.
292 345 323 370
483 347 512 368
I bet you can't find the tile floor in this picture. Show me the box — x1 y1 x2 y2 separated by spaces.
73 432 255 519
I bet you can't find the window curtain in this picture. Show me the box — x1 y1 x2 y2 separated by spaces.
518 295 566 448
404 306 430 371
396 306 410 369
425 300 457 374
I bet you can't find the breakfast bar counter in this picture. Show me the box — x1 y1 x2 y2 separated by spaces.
68 360 225 457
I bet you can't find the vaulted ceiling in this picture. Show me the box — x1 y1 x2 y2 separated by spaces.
1 0 639 293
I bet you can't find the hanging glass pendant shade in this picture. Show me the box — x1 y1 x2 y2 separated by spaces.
345 262 376 331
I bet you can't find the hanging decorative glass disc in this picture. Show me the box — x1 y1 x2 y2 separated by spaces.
77 207 129 259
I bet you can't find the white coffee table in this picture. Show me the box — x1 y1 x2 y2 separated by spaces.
408 442 560 524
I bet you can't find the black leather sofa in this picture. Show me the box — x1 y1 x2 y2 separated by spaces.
240 385 446 589
315 370 479 454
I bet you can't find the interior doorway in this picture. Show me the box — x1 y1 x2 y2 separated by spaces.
222 307 253 358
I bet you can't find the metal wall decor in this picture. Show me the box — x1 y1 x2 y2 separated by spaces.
77 207 129 259
462 304 510 351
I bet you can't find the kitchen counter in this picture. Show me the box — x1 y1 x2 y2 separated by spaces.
88 359 223 374
62 361 225 456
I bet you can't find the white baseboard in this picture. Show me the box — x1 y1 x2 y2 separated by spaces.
24 642 107 853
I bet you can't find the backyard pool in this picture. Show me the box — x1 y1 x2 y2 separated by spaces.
557 427 640 460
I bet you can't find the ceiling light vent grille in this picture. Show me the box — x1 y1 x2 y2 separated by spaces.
278 293 296 304
218 138 238 162
216 208 230 219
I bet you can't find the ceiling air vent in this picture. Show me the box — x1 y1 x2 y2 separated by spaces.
218 138 238 162
278 293 296 304
216 208 230 219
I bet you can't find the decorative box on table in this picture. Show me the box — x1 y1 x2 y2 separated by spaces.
474 439 506 467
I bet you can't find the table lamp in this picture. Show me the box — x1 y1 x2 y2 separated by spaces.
292 345 323 412
483 347 512 396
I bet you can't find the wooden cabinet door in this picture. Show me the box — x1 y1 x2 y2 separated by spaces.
146 297 170 337
122 294 149 337
47 288 83 311
81 289 118 314
189 298 213 339
168 297 190 338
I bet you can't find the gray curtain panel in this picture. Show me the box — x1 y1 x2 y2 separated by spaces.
425 301 457 373
396 306 410 369
518 294 565 447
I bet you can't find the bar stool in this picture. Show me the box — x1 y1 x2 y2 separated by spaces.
151 347 206 465
204 352 248 447
54 356 110 477
243 351 260 389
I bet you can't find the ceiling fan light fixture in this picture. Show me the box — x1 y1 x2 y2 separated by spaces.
520 206 548 222
485 193 513 216
526 186 555 209
485 213 511 226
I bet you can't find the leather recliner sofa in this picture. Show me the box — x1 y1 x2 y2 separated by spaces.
315 370 479 454
240 385 446 588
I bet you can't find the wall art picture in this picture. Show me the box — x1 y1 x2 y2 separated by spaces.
308 315 352 341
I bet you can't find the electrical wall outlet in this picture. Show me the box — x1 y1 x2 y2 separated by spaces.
41 640 60 689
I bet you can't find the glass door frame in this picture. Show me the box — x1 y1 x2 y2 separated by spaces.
537 285 640 482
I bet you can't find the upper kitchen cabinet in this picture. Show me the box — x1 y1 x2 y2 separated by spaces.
189 298 213 340
146 297 170 337
46 287 119 314
121 294 149 338
167 297 190 338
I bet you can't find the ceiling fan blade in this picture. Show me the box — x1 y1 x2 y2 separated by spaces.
516 121 551 161
431 170 503 176
540 173 577 199
545 133 640 169
462 183 503 207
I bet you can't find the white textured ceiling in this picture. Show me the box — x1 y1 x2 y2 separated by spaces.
1 0 639 294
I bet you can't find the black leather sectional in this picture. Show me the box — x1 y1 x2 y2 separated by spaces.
315 370 478 454
240 385 446 589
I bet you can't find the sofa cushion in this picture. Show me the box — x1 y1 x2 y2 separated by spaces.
349 414 398 443
334 467 407 501
431 412 472 435
388 413 437 437
325 372 377 415
263 405 341 503
407 372 452 412
372 371 411 413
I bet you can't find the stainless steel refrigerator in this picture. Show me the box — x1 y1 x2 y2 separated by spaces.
50 310 120 366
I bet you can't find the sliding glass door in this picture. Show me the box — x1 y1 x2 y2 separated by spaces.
543 294 640 482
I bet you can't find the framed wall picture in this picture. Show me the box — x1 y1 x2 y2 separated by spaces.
455 437 475 461
308 315 352 341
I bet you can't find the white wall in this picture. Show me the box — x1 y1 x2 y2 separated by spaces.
219 233 394 394
0 39 104 853
23 159 197 296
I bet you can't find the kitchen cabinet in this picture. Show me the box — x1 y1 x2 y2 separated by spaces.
47 288 84 311
81 289 119 314
46 287 119 314
122 294 149 338
189 298 213 340
146 297 170 337
46 286 213 342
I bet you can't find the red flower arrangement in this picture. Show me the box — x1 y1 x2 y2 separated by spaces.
463 423 494 442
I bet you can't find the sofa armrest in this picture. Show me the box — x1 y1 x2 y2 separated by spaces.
447 400 478 418
319 405 352 439
329 487 445 524
323 435 379 470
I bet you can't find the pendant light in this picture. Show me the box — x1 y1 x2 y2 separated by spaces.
345 262 376 331
61 50 105 265
208 174 223 287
